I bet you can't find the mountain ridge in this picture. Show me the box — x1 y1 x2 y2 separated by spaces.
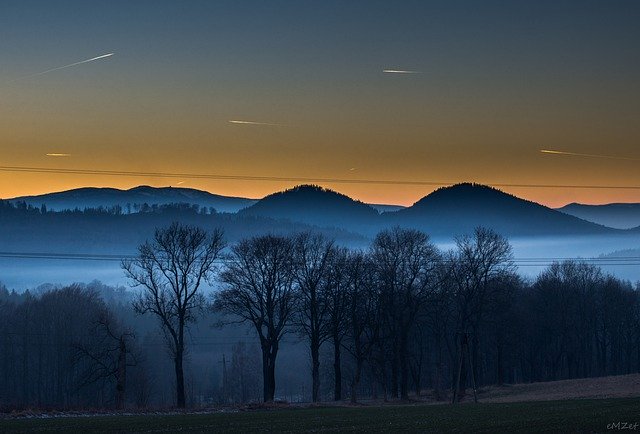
7 185 258 214
4 183 627 237
391 183 614 236
238 184 380 229
557 202 640 230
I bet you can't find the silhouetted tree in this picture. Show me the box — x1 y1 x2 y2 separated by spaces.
214 235 296 402
448 227 514 402
122 222 225 408
325 247 351 400
371 227 440 400
74 310 137 409
343 251 379 403
292 232 334 402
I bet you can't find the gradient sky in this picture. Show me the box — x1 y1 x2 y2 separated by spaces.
1 0 639 207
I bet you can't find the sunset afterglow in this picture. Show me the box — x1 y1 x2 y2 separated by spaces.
2 1 639 207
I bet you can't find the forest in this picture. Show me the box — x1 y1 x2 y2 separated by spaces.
0 222 639 411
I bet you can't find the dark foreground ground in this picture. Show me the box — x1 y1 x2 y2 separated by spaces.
2 398 639 434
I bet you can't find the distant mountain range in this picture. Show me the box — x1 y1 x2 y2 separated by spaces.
236 183 616 237
4 183 634 238
557 203 640 230
7 186 258 214
4 183 639 289
6 185 405 216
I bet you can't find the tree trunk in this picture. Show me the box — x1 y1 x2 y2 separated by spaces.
434 334 443 401
350 357 363 403
390 349 399 399
174 321 187 409
268 352 277 401
333 337 342 401
115 338 127 410
471 332 479 386
399 334 409 400
412 363 421 397
496 341 504 386
311 338 320 402
175 350 185 408
262 350 269 402
261 344 278 402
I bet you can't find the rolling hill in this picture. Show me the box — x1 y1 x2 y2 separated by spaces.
389 183 615 237
7 186 258 214
237 184 380 229
557 203 640 230
4 183 627 238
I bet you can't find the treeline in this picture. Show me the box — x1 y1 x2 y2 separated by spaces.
0 284 150 410
1 200 216 216
0 224 639 411
211 227 640 404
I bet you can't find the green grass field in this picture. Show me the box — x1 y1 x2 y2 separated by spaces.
2 398 639 433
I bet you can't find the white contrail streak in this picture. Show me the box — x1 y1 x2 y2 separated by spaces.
229 120 284 126
383 69 421 74
540 149 640 162
11 53 114 81
45 153 71 157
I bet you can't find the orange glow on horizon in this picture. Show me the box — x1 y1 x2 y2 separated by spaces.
2 171 640 209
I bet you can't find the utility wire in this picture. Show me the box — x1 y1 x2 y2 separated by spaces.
0 251 639 266
2 165 640 190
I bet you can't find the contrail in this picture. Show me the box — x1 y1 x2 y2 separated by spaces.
45 153 71 157
383 69 421 74
229 120 284 126
11 53 114 81
540 149 640 162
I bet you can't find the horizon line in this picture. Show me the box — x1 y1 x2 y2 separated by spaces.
2 179 639 209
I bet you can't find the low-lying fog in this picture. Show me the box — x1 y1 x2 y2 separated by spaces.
3 234 639 291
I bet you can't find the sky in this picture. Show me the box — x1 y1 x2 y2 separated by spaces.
1 0 639 207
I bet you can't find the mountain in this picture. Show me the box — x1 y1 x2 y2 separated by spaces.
389 183 615 237
557 203 640 230
7 186 258 214
4 183 626 238
238 184 380 229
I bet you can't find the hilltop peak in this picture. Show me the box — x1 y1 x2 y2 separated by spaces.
394 182 610 236
412 183 514 207
238 184 379 228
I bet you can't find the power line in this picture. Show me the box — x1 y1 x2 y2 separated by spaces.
2 165 640 190
0 251 639 266
0 252 136 262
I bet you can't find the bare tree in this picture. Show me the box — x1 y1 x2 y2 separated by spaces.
371 227 440 400
213 235 296 402
122 222 225 408
343 251 379 403
325 246 351 401
74 310 137 409
292 232 334 402
448 227 514 403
